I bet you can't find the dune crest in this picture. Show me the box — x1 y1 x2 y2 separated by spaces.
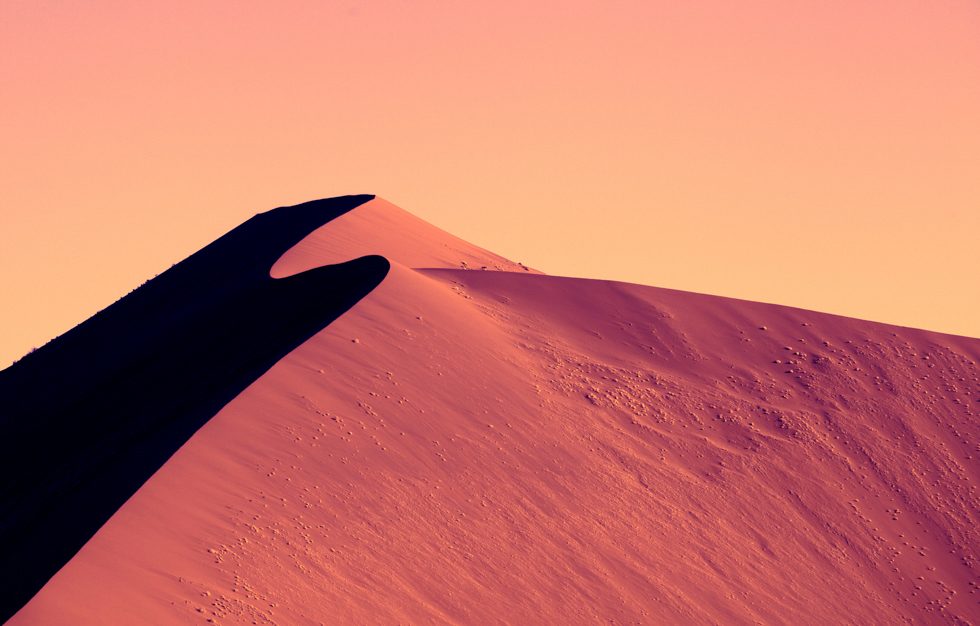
10 197 979 625
271 197 536 277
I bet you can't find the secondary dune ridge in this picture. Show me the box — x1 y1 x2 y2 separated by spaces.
7 197 979 624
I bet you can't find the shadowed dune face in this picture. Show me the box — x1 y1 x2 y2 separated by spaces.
7 197 980 625
0 195 389 623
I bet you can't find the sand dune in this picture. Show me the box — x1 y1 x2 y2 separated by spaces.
9 197 979 624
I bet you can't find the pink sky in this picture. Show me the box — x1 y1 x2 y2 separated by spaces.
2 0 979 364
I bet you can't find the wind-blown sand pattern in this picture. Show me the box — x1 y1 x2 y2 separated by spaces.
9 198 979 624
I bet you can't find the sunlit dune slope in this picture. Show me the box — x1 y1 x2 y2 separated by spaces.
14 198 978 625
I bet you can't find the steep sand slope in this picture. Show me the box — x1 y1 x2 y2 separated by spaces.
13 198 978 625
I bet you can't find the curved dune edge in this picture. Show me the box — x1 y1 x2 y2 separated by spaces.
12 198 979 625
0 195 389 623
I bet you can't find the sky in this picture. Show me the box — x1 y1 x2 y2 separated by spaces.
1 0 979 365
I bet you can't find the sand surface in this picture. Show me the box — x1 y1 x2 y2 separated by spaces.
12 198 978 624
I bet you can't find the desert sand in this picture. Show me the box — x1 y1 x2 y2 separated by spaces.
8 198 979 624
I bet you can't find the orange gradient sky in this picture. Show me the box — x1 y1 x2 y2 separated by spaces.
2 1 979 365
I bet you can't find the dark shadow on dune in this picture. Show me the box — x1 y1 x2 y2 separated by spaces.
0 194 389 622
